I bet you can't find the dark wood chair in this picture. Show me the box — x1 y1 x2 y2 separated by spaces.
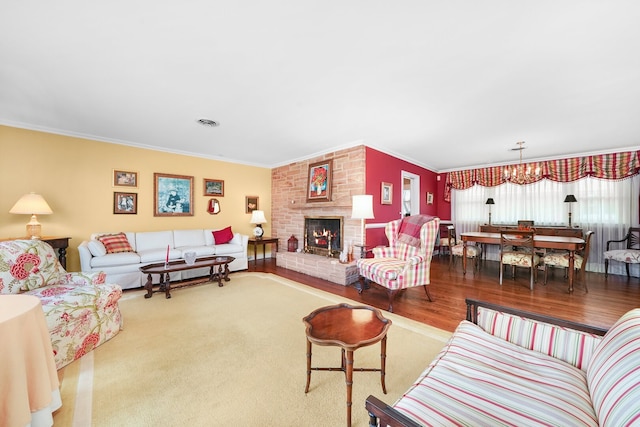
604 227 640 278
437 222 456 256
543 231 594 291
499 229 540 290
448 225 482 273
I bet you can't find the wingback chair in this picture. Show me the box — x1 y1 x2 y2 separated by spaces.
0 239 123 369
356 215 439 312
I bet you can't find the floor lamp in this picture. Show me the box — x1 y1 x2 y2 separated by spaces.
351 195 374 258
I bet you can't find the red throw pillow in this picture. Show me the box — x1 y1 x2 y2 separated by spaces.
212 226 234 244
98 233 134 254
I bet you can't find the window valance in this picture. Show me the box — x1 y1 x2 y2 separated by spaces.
444 150 640 202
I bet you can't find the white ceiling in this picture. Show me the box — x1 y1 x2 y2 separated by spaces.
1 1 639 171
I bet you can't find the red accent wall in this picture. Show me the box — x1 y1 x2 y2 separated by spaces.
364 147 451 247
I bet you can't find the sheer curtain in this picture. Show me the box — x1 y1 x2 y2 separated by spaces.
451 176 640 275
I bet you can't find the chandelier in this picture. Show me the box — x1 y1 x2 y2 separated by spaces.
503 141 541 184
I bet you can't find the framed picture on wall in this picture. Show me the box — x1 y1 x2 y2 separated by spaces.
113 192 137 214
203 179 224 196
154 173 194 216
113 170 138 187
381 182 393 205
427 192 434 205
306 159 332 202
246 196 259 214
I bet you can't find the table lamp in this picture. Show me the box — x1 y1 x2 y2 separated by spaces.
9 192 53 239
351 195 374 246
564 194 577 227
250 210 267 239
485 198 495 225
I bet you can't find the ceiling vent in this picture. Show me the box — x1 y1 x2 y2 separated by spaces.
197 119 219 127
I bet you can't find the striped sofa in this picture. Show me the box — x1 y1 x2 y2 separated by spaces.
366 299 640 426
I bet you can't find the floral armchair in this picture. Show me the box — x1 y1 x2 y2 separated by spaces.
356 216 440 312
0 239 122 369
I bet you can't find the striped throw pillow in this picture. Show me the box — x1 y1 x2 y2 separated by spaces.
98 233 134 254
477 307 603 370
587 308 640 427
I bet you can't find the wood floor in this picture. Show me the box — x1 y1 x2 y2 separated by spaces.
252 255 640 332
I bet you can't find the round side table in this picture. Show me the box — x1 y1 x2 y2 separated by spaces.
303 303 391 427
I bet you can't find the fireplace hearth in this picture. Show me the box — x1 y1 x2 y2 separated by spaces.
304 216 343 257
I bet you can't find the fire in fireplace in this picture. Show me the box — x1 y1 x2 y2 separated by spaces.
304 216 343 257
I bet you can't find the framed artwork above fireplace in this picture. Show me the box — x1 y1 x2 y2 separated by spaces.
306 159 332 202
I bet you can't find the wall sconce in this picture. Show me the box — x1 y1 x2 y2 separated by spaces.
564 194 577 227
485 198 495 225
9 192 53 239
250 210 267 239
351 195 374 246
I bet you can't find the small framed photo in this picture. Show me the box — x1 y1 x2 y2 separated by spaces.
113 170 138 187
114 192 137 214
427 192 434 205
246 196 259 214
381 182 393 205
154 173 194 216
306 159 333 202
203 179 224 196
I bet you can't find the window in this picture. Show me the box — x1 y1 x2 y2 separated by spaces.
452 176 640 275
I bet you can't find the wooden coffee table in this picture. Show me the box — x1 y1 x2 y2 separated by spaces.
140 256 235 299
303 303 391 427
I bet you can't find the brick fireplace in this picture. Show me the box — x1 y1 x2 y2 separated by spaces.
272 145 366 285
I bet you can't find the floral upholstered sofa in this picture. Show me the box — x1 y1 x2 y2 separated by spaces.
0 239 122 369
366 299 640 426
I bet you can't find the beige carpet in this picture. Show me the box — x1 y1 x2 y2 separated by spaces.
53 272 451 427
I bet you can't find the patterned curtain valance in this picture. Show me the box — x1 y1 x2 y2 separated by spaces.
444 150 640 202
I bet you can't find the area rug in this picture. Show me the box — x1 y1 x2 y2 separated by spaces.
53 272 452 426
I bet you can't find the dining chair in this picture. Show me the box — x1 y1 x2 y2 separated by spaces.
448 225 482 273
543 231 594 291
604 227 640 278
499 229 540 290
517 220 534 227
437 222 458 256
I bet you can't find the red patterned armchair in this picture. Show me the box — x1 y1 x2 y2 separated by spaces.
0 239 122 369
356 215 440 312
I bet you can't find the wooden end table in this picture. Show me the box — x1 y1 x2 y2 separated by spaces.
248 237 279 269
140 256 235 299
303 303 391 427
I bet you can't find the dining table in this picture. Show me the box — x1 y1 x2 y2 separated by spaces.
460 231 585 292
0 294 61 427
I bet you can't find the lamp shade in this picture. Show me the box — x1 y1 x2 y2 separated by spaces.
485 198 495 205
564 194 577 203
249 210 267 224
9 193 53 215
351 195 374 220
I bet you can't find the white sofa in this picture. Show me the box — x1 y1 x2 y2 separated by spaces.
79 229 248 289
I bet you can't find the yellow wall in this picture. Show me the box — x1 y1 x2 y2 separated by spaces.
0 125 272 271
